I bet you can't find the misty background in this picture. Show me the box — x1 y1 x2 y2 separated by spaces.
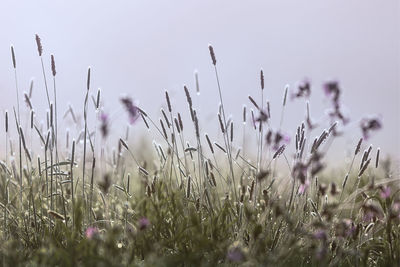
0 0 399 164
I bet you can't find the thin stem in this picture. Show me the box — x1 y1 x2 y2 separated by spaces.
213 66 238 202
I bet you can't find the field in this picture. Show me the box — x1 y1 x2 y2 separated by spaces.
0 37 399 266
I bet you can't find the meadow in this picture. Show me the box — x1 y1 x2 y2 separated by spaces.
0 35 399 266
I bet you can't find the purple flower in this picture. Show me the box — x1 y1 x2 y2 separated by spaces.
379 186 391 199
323 80 350 125
313 229 327 240
291 78 311 100
390 202 400 219
138 217 150 231
85 227 99 239
121 97 140 124
335 219 356 238
362 203 383 222
266 130 290 151
323 80 340 101
360 116 382 139
227 247 244 262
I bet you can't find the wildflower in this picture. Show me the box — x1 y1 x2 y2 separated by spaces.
362 203 383 222
120 97 139 124
379 185 391 199
335 219 356 238
298 179 310 195
323 80 340 103
85 227 99 239
293 162 308 184
227 246 244 262
266 130 290 150
315 247 327 260
138 217 150 231
389 201 400 220
313 229 327 241
360 116 382 139
99 112 109 138
291 78 311 99
323 80 350 126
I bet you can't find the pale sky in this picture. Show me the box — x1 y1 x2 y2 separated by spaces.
0 0 399 162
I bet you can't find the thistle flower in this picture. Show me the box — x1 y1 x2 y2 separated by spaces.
85 227 99 239
138 217 150 231
121 97 139 124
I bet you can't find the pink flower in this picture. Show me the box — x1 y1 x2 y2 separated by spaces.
138 217 150 231
298 179 310 195
379 186 391 199
85 227 99 239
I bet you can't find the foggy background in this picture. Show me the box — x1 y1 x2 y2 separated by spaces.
0 0 399 163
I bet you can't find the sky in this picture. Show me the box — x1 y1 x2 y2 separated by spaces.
0 0 399 163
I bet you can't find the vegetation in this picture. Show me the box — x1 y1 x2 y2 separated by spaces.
0 36 399 266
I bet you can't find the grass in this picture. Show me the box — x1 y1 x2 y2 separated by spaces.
0 36 399 267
